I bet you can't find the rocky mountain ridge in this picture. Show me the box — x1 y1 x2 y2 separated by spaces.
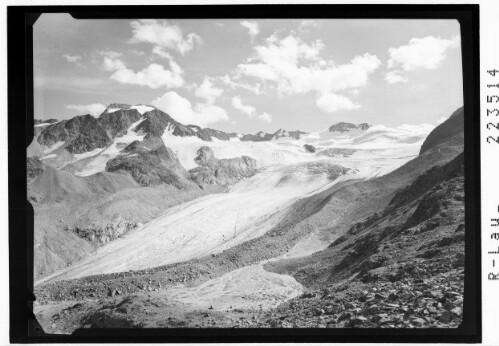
329 122 371 133
34 103 310 159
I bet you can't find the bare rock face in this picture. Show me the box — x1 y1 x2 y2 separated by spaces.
194 146 216 165
241 129 307 142
187 125 240 141
329 122 370 133
37 114 111 154
189 146 257 187
68 216 139 246
105 136 190 189
304 144 316 153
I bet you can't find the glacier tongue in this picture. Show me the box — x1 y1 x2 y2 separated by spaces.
37 120 434 288
165 264 304 311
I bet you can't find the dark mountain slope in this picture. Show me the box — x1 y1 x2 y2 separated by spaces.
105 135 191 188
329 122 370 133
420 107 463 155
38 114 111 154
261 155 464 328
260 109 466 328
98 107 143 138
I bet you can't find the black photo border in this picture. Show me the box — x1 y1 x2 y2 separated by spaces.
8 4 481 343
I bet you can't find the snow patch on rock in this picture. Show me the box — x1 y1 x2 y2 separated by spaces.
130 105 154 115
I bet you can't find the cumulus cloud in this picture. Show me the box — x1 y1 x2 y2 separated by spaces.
387 35 460 71
152 46 173 59
231 96 256 116
129 19 202 55
63 54 82 63
220 74 262 94
195 77 224 103
241 20 260 40
257 112 273 123
103 57 126 72
299 20 318 31
103 56 184 89
236 33 380 112
385 70 409 84
66 103 106 116
99 50 122 59
231 96 273 122
152 91 228 127
316 92 360 113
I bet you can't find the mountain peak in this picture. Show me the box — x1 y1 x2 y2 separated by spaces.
329 122 371 133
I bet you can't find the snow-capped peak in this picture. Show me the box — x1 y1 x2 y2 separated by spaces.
130 105 155 115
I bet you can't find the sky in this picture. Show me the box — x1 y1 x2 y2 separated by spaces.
34 14 463 133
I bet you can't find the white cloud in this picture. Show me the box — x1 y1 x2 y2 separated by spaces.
241 20 260 40
103 55 184 89
195 77 224 103
236 33 380 112
152 91 228 127
387 35 460 71
316 92 360 113
220 75 262 94
231 96 256 116
63 54 82 63
385 70 409 84
103 57 126 72
129 19 202 55
299 20 318 31
152 46 173 59
66 103 106 116
99 50 123 59
231 96 272 122
258 112 272 123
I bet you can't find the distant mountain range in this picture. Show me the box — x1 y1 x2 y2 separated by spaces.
33 103 314 155
33 104 377 157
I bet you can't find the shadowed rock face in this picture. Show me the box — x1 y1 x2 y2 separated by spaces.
241 129 307 142
105 136 190 188
241 131 274 142
134 108 197 138
37 114 111 154
99 108 143 138
304 144 316 153
272 129 308 140
189 146 257 187
329 122 371 133
420 107 464 155
36 106 200 156
187 125 240 141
